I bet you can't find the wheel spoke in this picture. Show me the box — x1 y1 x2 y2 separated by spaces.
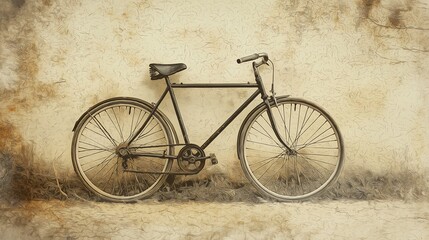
83 125 117 146
296 153 336 167
240 98 343 201
246 147 283 155
109 107 125 142
291 106 313 147
249 154 282 171
253 119 282 148
247 140 282 148
127 110 147 142
89 113 119 147
293 104 302 149
275 105 291 146
81 152 116 172
78 136 112 152
291 112 321 147
135 122 161 141
72 100 173 201
256 155 282 181
79 148 113 159
134 117 155 142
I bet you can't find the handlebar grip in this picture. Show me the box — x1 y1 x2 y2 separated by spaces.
237 53 269 64
237 53 260 64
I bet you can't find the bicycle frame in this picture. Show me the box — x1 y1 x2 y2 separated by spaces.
71 53 344 202
127 62 293 157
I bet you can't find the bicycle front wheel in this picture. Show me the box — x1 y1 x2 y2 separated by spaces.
71 99 174 202
238 97 344 201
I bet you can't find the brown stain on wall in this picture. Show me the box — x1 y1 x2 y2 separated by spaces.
388 9 402 27
0 0 56 155
0 121 23 153
359 0 381 19
17 42 39 82
11 0 25 8
1 1 58 113
42 0 52 7
0 1 60 202
3 41 57 112
357 0 422 30
386 2 414 28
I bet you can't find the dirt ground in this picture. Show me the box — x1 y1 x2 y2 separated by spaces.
0 199 428 240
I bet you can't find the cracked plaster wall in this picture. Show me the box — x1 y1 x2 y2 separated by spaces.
0 0 428 178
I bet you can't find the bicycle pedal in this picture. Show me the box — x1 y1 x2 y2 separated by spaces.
209 153 218 165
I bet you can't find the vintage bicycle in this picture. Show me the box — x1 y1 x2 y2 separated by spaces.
71 53 344 202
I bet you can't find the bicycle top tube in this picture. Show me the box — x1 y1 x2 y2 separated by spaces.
171 83 259 88
128 53 274 148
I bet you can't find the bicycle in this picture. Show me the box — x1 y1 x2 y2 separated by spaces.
71 53 344 202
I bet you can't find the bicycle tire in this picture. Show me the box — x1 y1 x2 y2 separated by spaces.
71 99 174 202
238 97 344 201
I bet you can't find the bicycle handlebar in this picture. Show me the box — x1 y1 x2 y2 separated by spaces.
237 53 269 64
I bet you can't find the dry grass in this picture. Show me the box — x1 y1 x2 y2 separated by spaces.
323 167 429 201
0 146 93 203
155 168 429 202
0 147 428 203
154 174 260 202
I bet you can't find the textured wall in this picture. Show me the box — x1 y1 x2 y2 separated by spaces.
1 0 428 178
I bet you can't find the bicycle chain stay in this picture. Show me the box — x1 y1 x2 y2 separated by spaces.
121 143 216 175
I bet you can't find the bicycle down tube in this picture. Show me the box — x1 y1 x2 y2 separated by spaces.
127 63 293 155
127 80 260 151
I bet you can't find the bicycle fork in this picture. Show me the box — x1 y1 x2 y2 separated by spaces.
264 99 296 155
253 62 295 155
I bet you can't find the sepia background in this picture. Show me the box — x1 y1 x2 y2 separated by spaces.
1 0 428 238
1 0 428 179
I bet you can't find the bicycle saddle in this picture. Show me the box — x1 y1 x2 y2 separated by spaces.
149 63 187 80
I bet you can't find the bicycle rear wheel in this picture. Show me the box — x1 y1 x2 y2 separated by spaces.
238 97 344 201
71 99 174 202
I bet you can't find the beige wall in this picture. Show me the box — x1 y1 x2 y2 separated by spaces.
1 0 428 177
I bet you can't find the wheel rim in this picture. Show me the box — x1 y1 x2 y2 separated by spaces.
73 102 172 200
242 99 343 200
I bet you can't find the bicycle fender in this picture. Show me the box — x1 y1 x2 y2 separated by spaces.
236 95 290 159
72 97 179 144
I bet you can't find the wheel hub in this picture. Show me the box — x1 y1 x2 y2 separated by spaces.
287 148 298 156
118 148 129 156
116 142 131 157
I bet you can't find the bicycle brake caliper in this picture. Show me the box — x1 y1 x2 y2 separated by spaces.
271 94 279 108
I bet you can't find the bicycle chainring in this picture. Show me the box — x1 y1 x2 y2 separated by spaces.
177 144 206 173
